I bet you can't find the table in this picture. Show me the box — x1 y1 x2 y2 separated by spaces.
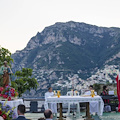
46 96 104 120
0 99 23 117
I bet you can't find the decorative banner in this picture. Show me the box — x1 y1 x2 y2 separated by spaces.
116 75 120 112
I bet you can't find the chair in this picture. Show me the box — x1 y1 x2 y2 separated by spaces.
67 91 80 116
74 91 80 96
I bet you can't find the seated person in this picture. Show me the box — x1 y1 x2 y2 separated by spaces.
101 85 111 112
13 104 30 120
44 109 53 120
44 87 57 114
84 85 98 114
38 118 45 120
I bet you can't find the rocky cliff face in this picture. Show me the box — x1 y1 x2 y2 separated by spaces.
12 21 120 96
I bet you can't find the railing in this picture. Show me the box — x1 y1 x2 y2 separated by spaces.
23 97 45 113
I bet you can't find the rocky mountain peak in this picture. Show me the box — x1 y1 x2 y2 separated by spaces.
12 21 120 96
23 21 120 52
12 21 120 76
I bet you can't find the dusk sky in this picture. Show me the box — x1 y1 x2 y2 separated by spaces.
0 0 120 53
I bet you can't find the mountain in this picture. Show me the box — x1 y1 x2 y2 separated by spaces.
11 21 120 96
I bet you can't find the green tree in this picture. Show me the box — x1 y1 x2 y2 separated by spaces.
0 46 13 66
11 68 38 97
93 83 101 95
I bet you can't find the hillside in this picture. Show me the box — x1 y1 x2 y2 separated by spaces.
12 21 120 96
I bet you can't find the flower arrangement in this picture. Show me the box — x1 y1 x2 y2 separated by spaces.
0 85 18 101
0 102 17 120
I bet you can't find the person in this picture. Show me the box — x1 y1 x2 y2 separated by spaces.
84 85 98 114
38 118 45 120
101 85 109 101
84 85 97 96
13 104 30 120
101 85 111 112
44 109 53 120
0 61 12 87
44 87 57 115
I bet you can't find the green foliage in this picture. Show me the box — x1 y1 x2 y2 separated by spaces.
0 75 3 86
0 46 38 97
11 68 38 97
0 46 13 66
93 83 101 95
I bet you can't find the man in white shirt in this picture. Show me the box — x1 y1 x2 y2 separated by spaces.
84 85 97 96
44 109 53 120
84 85 98 115
44 87 57 115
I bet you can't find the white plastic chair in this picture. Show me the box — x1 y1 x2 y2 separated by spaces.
67 91 80 116
74 91 80 96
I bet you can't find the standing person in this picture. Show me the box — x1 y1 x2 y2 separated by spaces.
84 85 97 95
44 87 57 115
44 109 53 120
101 85 109 102
0 61 12 87
101 85 111 112
13 104 30 120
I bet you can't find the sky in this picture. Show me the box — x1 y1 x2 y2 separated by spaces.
0 0 120 53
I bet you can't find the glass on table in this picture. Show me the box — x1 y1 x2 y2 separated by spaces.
57 90 61 98
53 90 56 96
90 90 95 97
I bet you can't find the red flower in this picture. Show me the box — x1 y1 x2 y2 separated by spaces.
0 110 2 115
8 96 11 101
2 114 7 119
0 87 4 92
5 85 9 87
11 93 15 97
0 93 2 97
11 88 15 91
10 88 15 93
3 94 8 98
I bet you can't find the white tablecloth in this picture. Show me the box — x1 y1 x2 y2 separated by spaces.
46 95 104 116
0 99 23 117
